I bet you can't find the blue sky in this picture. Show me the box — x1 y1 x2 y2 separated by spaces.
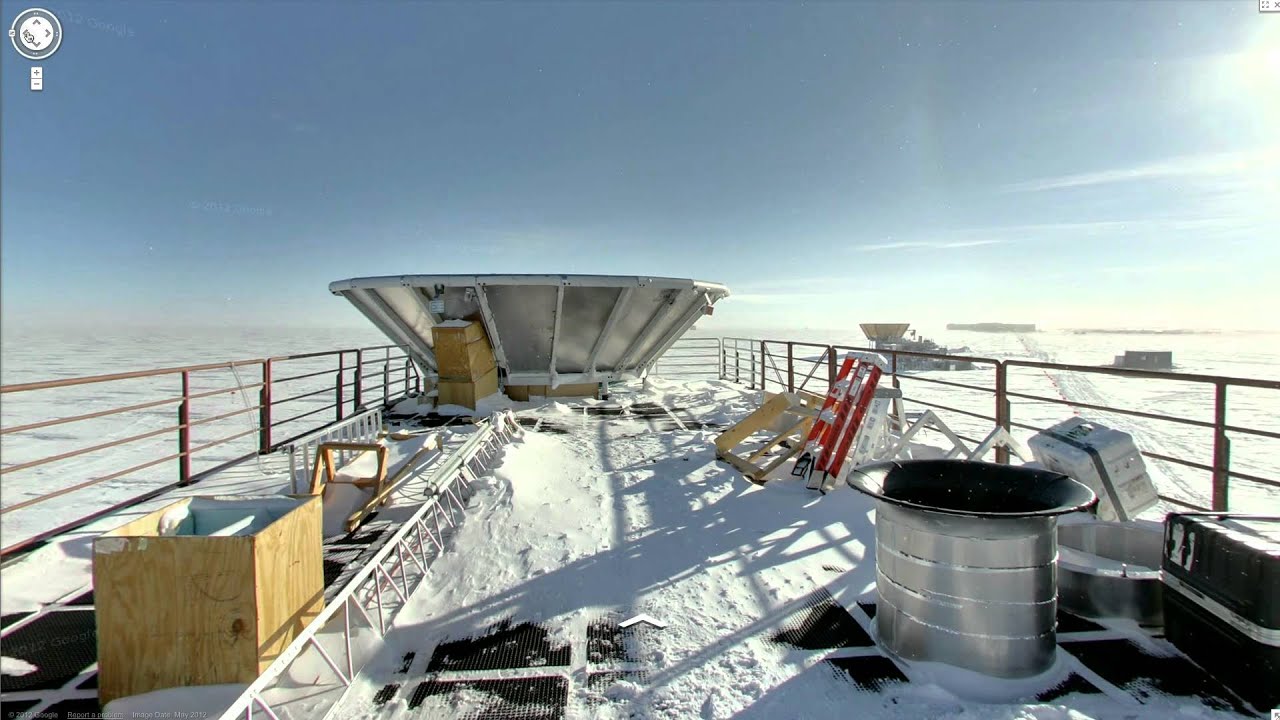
2 0 1276 332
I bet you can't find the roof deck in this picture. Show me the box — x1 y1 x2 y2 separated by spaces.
3 333 1277 719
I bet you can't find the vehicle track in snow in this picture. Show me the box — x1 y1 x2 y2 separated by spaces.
1014 334 1207 510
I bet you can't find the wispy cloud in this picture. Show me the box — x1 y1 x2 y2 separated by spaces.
1001 147 1277 194
856 239 1004 252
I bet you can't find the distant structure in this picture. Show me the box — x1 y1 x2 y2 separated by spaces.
1112 351 1173 371
858 323 975 372
946 323 1037 332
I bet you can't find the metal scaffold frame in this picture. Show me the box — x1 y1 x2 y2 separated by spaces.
217 411 523 720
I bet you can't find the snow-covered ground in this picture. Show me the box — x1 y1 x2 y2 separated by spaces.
3 325 1277 548
320 377 1257 720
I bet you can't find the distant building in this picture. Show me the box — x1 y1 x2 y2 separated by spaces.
1113 351 1173 370
946 323 1038 332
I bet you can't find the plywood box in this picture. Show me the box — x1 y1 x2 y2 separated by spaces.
437 366 500 410
432 319 486 344
432 321 496 382
505 383 600 401
92 495 323 704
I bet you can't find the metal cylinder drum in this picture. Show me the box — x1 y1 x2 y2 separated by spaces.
847 459 1098 679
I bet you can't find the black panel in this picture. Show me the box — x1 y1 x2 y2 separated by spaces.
406 676 568 719
426 620 571 673
0 610 97 692
828 655 908 692
772 589 872 649
1062 639 1249 714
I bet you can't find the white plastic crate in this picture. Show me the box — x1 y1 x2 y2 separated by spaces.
1027 417 1159 521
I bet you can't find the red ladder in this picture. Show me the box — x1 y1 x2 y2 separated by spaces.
795 356 882 489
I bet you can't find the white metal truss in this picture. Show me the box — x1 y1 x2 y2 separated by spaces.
882 410 1025 462
883 409 973 459
217 411 524 720
586 287 633 375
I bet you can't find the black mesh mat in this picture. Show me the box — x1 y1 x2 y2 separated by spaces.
0 610 97 692
426 620 571 673
772 589 872 650
406 676 568 719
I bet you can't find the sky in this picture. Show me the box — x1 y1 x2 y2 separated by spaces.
1 0 1277 334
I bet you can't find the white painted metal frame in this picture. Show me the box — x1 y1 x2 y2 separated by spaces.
586 286 633 375
217 411 524 720
637 292 712 373
471 283 512 373
282 408 384 494
355 289 439 373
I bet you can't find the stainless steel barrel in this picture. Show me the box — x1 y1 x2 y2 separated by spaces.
1057 520 1164 625
847 459 1098 679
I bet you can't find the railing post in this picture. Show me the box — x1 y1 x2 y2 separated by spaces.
404 359 411 395
734 342 741 384
383 350 390 407
995 362 1010 465
336 353 346 422
178 371 191 485
759 340 766 392
827 346 836 391
1212 382 1230 511
259 359 273 453
891 352 900 389
786 342 795 393
354 349 364 409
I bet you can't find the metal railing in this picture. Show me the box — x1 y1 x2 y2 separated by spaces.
649 337 723 380
282 408 385 494
717 337 1280 513
0 344 423 556
218 411 523 720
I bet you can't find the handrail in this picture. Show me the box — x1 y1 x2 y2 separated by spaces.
0 342 424 557
717 336 1280 512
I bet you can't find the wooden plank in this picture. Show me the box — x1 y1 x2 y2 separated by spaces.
506 382 599 400
746 416 813 463
308 444 388 496
713 393 792 453
253 496 323 670
344 438 440 531
716 449 768 481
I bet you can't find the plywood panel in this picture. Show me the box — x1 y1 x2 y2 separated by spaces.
94 533 259 703
505 383 600 400
253 496 323 670
437 367 500 409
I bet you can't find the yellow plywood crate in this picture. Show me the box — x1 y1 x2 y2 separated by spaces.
432 320 496 381
92 495 323 705
505 383 600 401
437 366 500 410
